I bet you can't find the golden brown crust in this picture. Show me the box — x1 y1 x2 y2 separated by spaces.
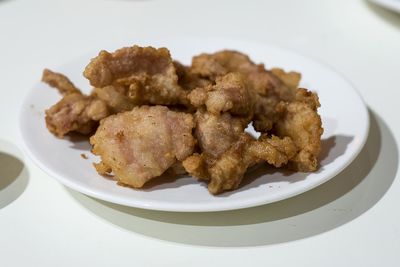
90 106 195 188
45 93 110 137
189 50 302 132
42 69 81 96
41 46 324 195
274 89 324 171
188 72 254 116
84 46 188 106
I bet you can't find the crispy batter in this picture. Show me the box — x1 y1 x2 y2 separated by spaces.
183 109 247 185
271 68 302 91
181 153 210 181
190 50 301 131
183 106 298 194
45 93 110 137
188 72 254 116
208 135 297 194
193 109 247 162
184 132 298 194
92 85 135 113
42 46 323 195
42 69 81 95
207 134 254 194
274 88 323 171
174 60 212 90
84 46 188 105
90 106 195 188
42 69 111 137
249 135 297 168
191 50 296 97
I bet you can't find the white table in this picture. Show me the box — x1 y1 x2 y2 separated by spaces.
1 0 399 266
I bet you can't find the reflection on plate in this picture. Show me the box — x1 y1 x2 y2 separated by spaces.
19 38 369 212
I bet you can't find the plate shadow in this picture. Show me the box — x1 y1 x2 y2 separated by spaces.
0 140 29 209
366 0 400 31
67 133 91 151
67 108 398 247
221 133 354 197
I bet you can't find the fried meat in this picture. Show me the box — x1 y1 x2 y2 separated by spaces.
90 106 195 188
41 45 323 195
84 46 188 106
42 69 110 137
274 88 323 171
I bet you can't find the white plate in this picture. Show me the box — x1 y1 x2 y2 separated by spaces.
19 38 369 212
369 0 400 13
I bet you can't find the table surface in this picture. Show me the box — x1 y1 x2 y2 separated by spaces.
1 0 399 266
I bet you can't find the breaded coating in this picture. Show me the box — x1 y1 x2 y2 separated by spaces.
42 69 81 95
188 72 254 116
45 93 110 137
184 132 298 194
90 106 195 188
174 60 212 90
274 88 323 171
183 107 298 194
190 50 296 98
92 85 135 113
207 134 254 194
190 50 301 131
193 109 247 162
41 46 324 195
183 109 247 185
84 46 188 105
207 135 297 194
249 135 297 168
181 153 210 181
42 69 111 137
271 67 302 91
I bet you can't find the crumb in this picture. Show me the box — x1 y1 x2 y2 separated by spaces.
30 104 35 109
80 153 88 159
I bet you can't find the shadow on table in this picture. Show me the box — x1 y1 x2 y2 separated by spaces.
0 140 29 209
0 0 12 5
68 108 398 247
366 0 400 30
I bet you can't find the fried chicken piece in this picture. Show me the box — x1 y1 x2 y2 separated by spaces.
188 72 254 116
84 46 188 105
42 69 81 95
274 88 323 171
207 134 297 194
174 60 212 90
248 135 297 168
42 69 110 137
42 46 323 195
251 67 301 132
182 107 297 194
190 50 295 96
184 132 297 194
90 106 195 188
45 93 110 137
271 67 302 91
182 153 210 181
193 109 248 162
92 85 135 113
182 109 247 183
190 50 301 131
206 134 254 194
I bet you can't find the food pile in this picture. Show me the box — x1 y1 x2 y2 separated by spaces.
42 45 323 194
